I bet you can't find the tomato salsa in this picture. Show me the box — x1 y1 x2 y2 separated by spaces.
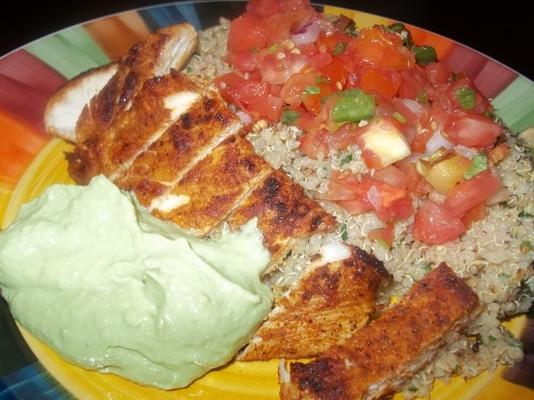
216 0 509 246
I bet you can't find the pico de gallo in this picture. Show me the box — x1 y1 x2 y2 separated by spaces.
216 0 509 246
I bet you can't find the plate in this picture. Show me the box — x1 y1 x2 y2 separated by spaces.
0 2 533 399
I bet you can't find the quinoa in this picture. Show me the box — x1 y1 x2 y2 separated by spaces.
185 20 534 398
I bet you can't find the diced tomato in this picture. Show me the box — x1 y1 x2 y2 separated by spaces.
424 62 451 85
298 128 330 159
308 51 333 70
444 112 502 148
259 52 309 85
328 122 362 150
227 50 259 72
316 32 350 54
352 26 415 70
293 107 318 131
263 9 315 44
228 14 268 52
246 0 281 17
443 171 502 216
461 202 487 230
410 129 434 153
216 73 268 107
318 57 348 86
372 165 408 189
335 199 372 215
365 179 409 222
297 43 319 57
447 78 491 114
322 170 361 200
413 200 466 244
489 143 511 164
398 67 428 99
368 223 394 248
246 94 284 121
302 82 335 114
280 72 317 106
360 67 401 98
395 159 422 192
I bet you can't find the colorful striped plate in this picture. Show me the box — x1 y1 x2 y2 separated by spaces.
0 2 532 399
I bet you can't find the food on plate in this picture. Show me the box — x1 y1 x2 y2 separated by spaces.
2 0 532 397
0 176 273 389
239 243 391 361
215 0 517 246
279 263 480 400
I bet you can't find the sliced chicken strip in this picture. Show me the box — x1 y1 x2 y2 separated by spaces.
100 71 204 179
44 63 118 142
225 170 337 267
152 135 272 236
239 243 391 361
279 263 480 400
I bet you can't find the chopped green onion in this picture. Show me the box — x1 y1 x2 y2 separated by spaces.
267 43 278 54
304 85 320 95
498 273 511 280
393 111 407 124
464 153 488 179
386 22 413 47
184 66 193 74
387 22 405 33
488 335 497 342
316 75 328 84
518 211 534 218
340 153 353 166
416 91 428 105
344 21 357 37
408 386 418 393
412 45 437 64
340 223 348 241
455 87 476 110
332 89 375 123
520 240 533 254
452 365 462 375
332 42 347 56
281 109 299 125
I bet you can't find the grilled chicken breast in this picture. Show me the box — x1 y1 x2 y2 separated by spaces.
239 244 391 361
280 263 480 400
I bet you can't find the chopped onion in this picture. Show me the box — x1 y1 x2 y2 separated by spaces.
291 21 321 45
398 98 424 117
236 110 252 125
425 129 453 155
367 186 381 210
455 145 478 160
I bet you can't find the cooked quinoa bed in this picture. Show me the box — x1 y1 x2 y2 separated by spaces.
186 18 534 398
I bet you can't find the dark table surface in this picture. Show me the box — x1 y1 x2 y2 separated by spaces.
0 0 532 80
